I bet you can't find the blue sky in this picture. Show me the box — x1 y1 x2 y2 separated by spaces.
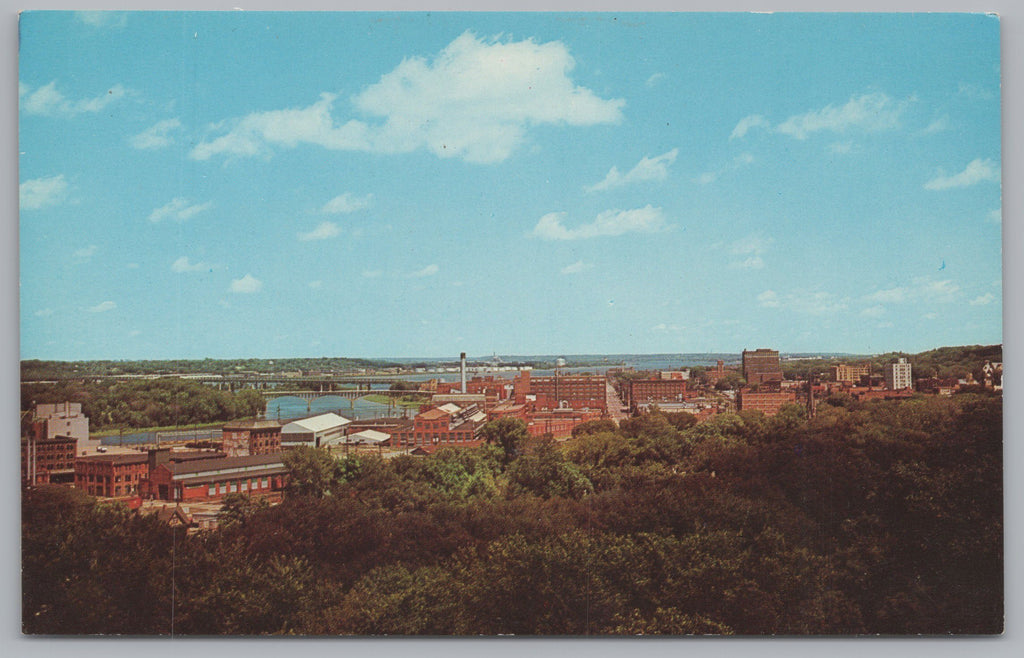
18 11 1002 360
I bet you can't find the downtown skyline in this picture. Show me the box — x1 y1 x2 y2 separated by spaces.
19 11 1002 360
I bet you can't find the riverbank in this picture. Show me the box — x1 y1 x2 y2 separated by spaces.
362 394 427 408
90 421 226 439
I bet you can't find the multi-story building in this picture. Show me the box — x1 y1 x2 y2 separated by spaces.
512 370 607 412
390 404 486 448
627 378 688 410
30 402 90 442
742 349 783 384
139 450 288 503
75 452 150 498
830 363 871 384
21 436 77 486
221 419 283 456
885 358 914 391
736 388 797 416
705 360 736 386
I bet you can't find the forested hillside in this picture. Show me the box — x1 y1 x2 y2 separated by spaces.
23 392 1002 635
21 378 265 431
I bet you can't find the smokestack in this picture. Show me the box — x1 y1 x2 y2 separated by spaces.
460 352 467 393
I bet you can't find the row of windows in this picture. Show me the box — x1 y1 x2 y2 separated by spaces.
206 477 272 497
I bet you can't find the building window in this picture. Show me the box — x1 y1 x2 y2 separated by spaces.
241 481 248 491
261 477 269 488
230 482 238 493
208 485 216 496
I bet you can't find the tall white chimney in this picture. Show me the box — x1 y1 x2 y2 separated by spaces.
460 352 467 393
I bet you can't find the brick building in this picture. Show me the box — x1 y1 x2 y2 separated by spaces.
736 388 797 416
513 370 607 412
221 419 283 456
21 436 77 486
705 360 737 386
390 405 486 448
139 450 288 503
627 378 688 409
75 452 150 498
742 349 783 384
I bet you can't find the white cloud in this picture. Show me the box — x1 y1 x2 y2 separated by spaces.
411 264 439 278
130 118 182 150
828 141 854 154
695 153 755 185
730 114 770 140
988 208 1002 224
970 293 997 306
924 158 1000 190
171 256 214 273
298 221 341 241
75 11 128 28
731 256 765 270
645 73 665 87
586 148 678 192
561 260 592 275
729 234 771 269
34 308 54 318
758 289 848 315
860 305 885 318
362 270 383 278
20 81 127 117
148 198 214 223
864 278 961 305
74 245 98 259
322 193 373 214
532 205 668 240
775 92 906 140
229 274 262 294
652 323 684 333
757 290 780 308
20 174 68 210
191 32 624 164
308 280 323 289
920 116 951 135
88 301 116 313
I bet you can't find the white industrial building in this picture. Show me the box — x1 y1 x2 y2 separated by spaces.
347 429 391 445
885 358 914 391
281 413 352 448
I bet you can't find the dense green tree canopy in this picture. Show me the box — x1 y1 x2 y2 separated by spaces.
23 392 1002 636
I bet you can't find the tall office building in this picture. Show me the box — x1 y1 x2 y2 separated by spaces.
885 357 913 390
742 348 783 384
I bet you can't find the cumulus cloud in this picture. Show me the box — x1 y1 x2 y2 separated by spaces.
924 158 1000 190
298 221 341 241
322 192 373 214
860 305 886 318
970 293 997 306
20 81 127 117
88 301 116 313
148 198 213 223
74 245 98 259
75 11 128 28
694 153 755 186
730 114 770 140
645 73 665 87
731 257 765 270
775 92 906 140
586 148 678 192
191 32 624 164
920 116 951 135
757 289 848 315
532 205 667 240
411 264 440 278
20 174 68 210
863 278 961 305
130 118 182 149
229 274 262 294
171 256 214 273
561 260 592 275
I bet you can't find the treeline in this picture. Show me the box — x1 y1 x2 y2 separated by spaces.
23 392 1002 635
782 344 1001 381
21 356 389 381
21 378 265 431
